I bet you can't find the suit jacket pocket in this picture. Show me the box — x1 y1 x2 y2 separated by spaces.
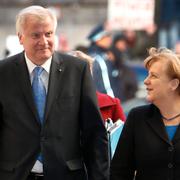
0 161 16 172
66 158 83 171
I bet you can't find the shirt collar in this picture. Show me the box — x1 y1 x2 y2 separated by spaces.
25 53 52 75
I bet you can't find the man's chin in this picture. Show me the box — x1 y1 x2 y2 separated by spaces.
39 52 52 59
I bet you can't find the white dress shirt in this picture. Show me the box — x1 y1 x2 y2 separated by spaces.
25 53 52 173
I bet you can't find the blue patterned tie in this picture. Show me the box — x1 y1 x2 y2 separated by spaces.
32 67 46 162
32 66 46 124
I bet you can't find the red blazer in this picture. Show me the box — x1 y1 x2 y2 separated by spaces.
96 91 126 122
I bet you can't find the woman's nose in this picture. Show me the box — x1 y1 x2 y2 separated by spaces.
144 76 149 85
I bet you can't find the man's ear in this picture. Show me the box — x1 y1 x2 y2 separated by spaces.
18 33 23 45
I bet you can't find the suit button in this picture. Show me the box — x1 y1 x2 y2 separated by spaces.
168 163 173 168
168 146 174 152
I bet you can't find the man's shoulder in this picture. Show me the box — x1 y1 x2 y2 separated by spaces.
0 52 23 68
54 51 87 66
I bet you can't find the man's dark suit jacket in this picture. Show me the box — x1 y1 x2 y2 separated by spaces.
110 104 180 180
0 51 109 180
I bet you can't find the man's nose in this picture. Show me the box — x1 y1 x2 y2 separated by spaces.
39 35 48 45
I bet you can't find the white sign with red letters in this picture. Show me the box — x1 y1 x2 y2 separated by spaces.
108 0 155 30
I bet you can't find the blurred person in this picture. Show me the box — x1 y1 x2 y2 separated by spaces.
70 50 126 122
133 30 158 60
0 6 109 180
111 47 180 180
93 33 138 102
74 44 89 55
124 30 136 48
157 0 180 50
87 22 112 57
87 23 114 97
108 33 138 102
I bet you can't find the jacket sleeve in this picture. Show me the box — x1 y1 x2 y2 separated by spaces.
92 59 107 94
110 109 136 180
80 62 110 180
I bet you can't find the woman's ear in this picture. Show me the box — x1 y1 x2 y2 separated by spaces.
170 78 180 91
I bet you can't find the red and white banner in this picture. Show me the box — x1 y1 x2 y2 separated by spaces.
107 0 155 30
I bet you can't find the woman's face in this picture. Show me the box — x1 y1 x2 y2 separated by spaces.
144 60 172 104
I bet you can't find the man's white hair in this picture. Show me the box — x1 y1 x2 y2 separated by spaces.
16 5 57 34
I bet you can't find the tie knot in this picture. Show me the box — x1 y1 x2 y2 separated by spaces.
34 66 44 76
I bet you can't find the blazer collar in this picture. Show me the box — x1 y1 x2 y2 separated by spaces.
14 52 40 125
145 104 180 145
44 52 64 120
14 52 65 125
172 124 180 144
145 105 171 145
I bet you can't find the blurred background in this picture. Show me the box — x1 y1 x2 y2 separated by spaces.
0 0 108 58
0 0 158 59
1 0 180 114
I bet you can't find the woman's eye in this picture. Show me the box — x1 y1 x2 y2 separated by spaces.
151 74 157 78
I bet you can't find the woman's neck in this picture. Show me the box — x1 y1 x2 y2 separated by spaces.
156 96 180 125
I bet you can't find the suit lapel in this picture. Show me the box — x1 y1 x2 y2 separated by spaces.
44 52 64 120
145 105 171 145
14 53 40 125
172 125 180 143
14 52 65 124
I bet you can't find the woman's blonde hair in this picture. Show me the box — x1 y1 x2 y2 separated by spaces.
144 47 180 93
70 51 94 72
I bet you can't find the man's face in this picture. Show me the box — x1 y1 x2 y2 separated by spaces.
18 16 55 65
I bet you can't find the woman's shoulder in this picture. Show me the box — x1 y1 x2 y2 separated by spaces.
129 104 157 116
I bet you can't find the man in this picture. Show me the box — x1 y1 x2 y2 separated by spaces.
0 6 109 180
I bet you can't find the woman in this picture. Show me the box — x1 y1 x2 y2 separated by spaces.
110 47 180 180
